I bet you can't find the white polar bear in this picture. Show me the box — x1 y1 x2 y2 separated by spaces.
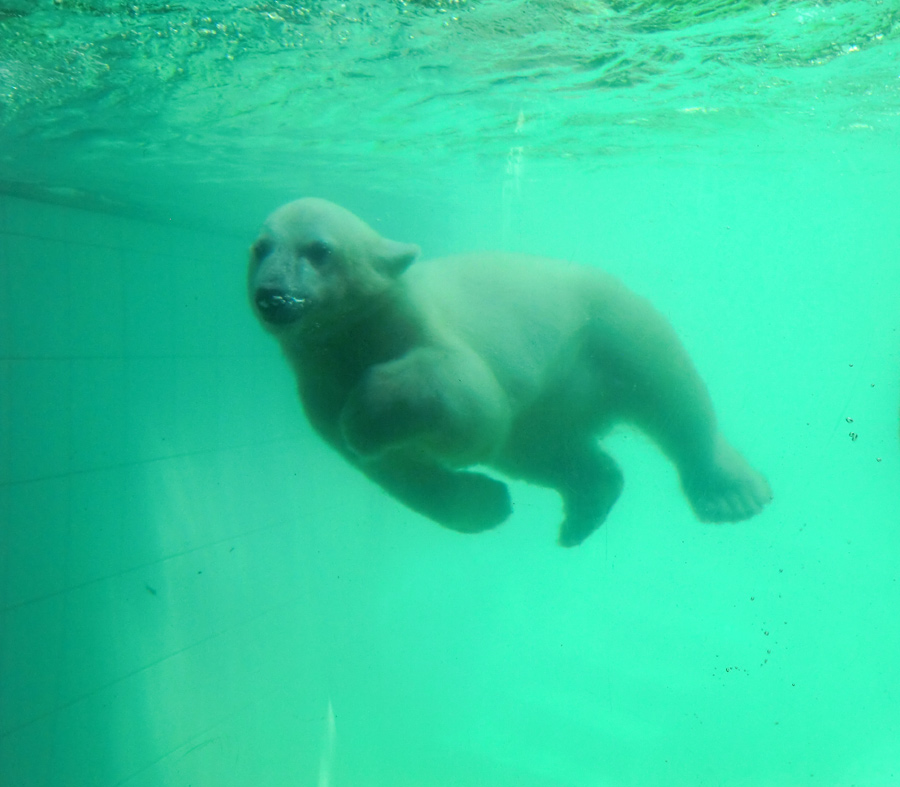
248 198 772 546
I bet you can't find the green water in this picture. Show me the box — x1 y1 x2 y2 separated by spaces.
1 1 899 785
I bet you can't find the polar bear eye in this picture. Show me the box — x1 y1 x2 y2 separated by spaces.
305 240 332 267
251 237 273 261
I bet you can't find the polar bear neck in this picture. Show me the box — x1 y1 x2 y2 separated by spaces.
284 281 428 380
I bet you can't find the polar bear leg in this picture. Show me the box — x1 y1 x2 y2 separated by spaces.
556 447 624 547
499 438 623 547
361 454 512 534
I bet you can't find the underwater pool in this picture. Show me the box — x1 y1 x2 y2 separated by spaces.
1 1 899 785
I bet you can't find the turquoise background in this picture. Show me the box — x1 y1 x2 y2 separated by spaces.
1 2 898 785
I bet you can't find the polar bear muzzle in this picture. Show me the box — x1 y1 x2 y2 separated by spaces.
254 288 307 325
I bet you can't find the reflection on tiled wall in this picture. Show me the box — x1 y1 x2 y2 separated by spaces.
0 196 340 786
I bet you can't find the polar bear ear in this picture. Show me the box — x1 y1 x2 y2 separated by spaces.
376 239 420 277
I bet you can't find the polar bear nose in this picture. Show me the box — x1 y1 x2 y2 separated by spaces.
254 288 306 325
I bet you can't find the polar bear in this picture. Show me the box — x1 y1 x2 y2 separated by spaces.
249 198 772 546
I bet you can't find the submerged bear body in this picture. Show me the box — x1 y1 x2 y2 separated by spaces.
249 198 772 546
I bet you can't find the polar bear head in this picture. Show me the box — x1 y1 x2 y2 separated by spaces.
248 198 420 340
